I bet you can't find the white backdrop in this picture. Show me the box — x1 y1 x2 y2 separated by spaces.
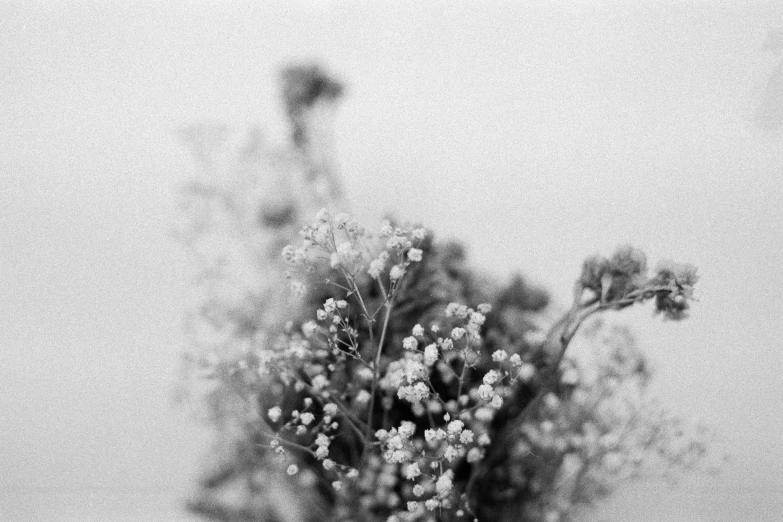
2 2 782 520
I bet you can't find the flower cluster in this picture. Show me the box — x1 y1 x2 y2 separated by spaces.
188 207 704 522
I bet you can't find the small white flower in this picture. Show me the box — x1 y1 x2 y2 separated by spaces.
491 350 508 362
509 354 522 366
346 468 359 479
467 447 484 463
478 384 494 401
299 412 315 426
518 362 536 382
287 464 299 475
407 501 419 512
404 462 421 479
435 472 453 497
412 228 427 240
491 395 503 408
412 324 425 337
403 336 418 350
451 327 466 340
483 370 500 385
459 430 474 444
332 480 342 491
447 420 464 436
477 303 492 314
267 406 282 422
323 403 338 416
302 321 318 338
425 498 439 510
423 344 438 366
413 484 425 497
323 459 335 470
407 248 423 262
389 264 405 281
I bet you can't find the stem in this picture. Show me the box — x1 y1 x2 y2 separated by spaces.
361 291 396 460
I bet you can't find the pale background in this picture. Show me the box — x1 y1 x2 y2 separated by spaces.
2 1 782 521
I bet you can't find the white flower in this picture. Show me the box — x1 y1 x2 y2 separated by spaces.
332 480 342 491
425 498 439 510
404 462 421 479
336 299 348 309
323 403 338 416
323 298 336 313
389 264 405 281
267 406 282 422
412 484 425 497
459 430 474 444
398 421 416 439
423 344 438 366
444 445 459 462
346 468 359 479
302 321 318 338
447 420 464 436
424 429 437 443
451 327 466 340
355 389 372 404
518 362 536 382
403 336 418 350
483 370 499 385
491 350 508 362
478 384 494 401
311 375 329 390
323 459 335 470
466 448 484 464
509 354 522 366
435 472 453 497
287 464 299 475
477 303 492 314
491 395 503 408
412 324 424 337
478 433 491 446
407 501 419 513
407 248 423 262
316 446 329 459
412 228 427 240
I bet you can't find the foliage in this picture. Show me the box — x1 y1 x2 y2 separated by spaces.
176 65 713 522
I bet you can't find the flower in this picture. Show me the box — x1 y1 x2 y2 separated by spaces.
447 420 464 436
267 406 282 422
404 462 421 479
287 464 299 475
450 327 466 340
403 336 418 350
423 344 438 366
491 350 508 362
390 264 405 281
483 370 499 385
407 248 423 262
302 321 317 337
478 384 494 401
412 324 424 337
332 480 342 491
